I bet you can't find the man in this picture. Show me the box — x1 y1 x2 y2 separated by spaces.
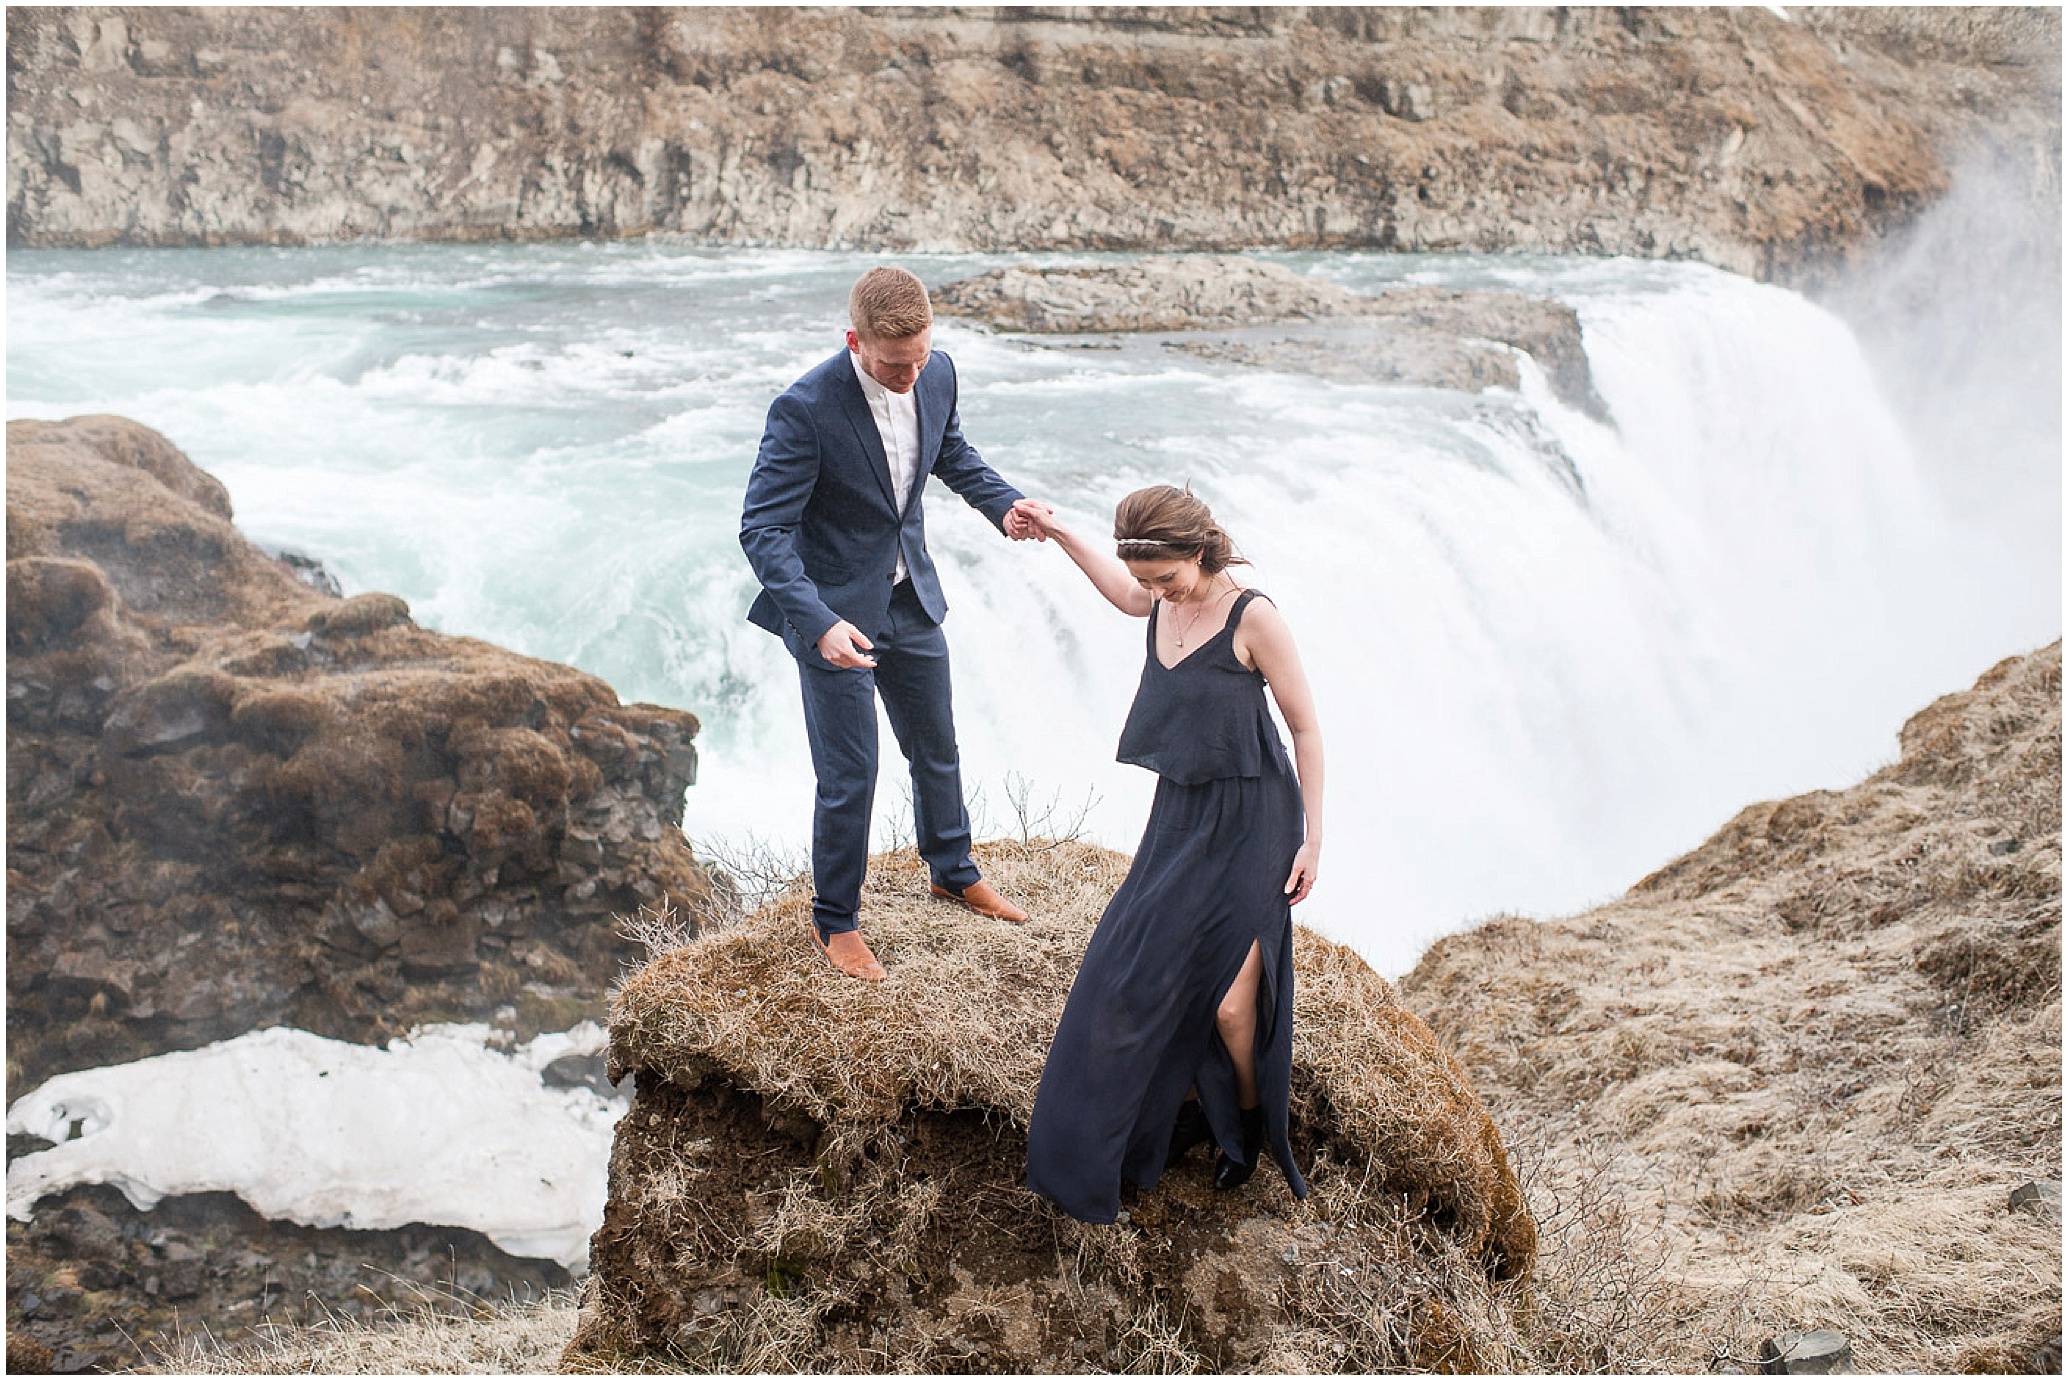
741 266 1041 981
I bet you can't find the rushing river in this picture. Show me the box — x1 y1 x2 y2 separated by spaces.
7 242 2059 976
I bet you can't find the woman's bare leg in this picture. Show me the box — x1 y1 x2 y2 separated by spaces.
1215 940 1266 1109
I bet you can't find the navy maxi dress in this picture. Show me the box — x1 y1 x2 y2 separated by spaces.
1025 589 1310 1222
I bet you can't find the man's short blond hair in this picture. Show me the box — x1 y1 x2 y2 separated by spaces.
848 267 933 340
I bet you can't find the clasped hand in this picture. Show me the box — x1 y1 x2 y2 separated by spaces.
1005 498 1056 541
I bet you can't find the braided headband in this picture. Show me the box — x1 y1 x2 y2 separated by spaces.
1115 537 1189 552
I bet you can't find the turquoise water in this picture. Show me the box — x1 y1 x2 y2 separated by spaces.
8 242 2053 974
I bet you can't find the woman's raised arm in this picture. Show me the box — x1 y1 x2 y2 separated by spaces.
1012 498 1153 617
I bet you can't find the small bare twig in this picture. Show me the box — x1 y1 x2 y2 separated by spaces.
617 898 696 961
617 833 812 961
877 785 916 854
1002 771 1102 849
695 831 812 927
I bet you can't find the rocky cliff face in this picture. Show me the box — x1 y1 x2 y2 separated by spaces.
7 7 2058 280
6 416 714 1095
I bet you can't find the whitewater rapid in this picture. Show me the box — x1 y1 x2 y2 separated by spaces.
6 245 2057 976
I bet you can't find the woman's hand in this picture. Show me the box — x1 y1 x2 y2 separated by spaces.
1283 841 1320 905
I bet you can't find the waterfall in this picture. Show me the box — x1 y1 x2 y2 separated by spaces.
924 263 1971 971
7 240 2053 976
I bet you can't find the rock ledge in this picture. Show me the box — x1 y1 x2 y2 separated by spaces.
6 416 715 1091
937 256 1608 416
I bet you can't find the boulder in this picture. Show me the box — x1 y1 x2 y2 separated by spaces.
2008 1179 2062 1220
571 838 1535 1372
935 256 1374 334
5 416 716 1092
1759 1329 1853 1375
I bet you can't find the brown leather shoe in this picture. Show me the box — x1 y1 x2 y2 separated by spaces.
811 923 887 981
929 878 1030 923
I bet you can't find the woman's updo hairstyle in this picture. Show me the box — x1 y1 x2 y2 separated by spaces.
1112 484 1247 575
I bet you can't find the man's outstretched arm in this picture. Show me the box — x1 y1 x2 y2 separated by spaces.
927 354 1023 532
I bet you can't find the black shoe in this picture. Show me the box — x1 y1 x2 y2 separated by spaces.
1213 1106 1266 1191
1166 1100 1212 1168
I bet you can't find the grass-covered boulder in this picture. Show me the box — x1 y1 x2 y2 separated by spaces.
570 839 1535 1372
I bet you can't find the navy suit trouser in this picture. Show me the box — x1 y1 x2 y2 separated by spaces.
788 579 981 935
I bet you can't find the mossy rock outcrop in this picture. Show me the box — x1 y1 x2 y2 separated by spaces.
573 840 1535 1372
6 416 714 1093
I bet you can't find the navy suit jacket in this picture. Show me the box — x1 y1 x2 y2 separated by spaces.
741 348 1022 650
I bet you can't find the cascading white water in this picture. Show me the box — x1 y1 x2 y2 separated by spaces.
7 240 2056 976
932 261 1972 969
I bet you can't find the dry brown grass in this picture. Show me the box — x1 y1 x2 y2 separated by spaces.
610 838 1130 1128
147 1287 581 1375
1402 643 2064 1373
609 838 1532 1264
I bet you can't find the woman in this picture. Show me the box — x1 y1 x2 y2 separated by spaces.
1016 485 1322 1223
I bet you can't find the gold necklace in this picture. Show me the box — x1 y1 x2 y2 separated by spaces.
1172 581 1237 648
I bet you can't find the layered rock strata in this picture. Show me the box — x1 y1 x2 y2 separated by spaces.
936 256 1608 416
7 7 2059 280
573 839 1535 1372
1401 643 2062 1372
5 416 714 1094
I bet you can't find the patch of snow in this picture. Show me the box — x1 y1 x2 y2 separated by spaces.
5 1023 626 1271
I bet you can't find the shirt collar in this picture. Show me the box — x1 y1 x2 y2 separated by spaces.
848 349 910 407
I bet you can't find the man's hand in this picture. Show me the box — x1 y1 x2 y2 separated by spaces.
816 620 877 669
1006 498 1056 541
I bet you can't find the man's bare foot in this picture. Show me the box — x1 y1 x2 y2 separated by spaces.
812 925 887 981
929 879 1031 923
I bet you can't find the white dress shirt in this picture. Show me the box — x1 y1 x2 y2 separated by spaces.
849 349 922 583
